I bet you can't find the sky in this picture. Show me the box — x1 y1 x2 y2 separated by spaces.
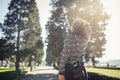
0 0 120 62
100 0 120 61
36 0 52 64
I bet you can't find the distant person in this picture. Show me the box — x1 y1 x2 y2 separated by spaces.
107 62 109 67
59 18 91 80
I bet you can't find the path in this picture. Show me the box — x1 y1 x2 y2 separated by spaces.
18 66 120 80
18 66 58 80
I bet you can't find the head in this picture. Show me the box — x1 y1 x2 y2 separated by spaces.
71 18 91 39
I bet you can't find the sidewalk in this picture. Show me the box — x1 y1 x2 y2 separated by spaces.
18 66 58 80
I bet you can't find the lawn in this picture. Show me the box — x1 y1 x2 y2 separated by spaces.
0 67 15 72
0 67 30 72
87 67 120 78
0 67 30 80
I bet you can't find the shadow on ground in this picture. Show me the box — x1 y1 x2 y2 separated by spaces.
18 73 58 80
19 72 120 80
88 72 120 80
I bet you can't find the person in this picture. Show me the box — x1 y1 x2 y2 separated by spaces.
59 18 91 80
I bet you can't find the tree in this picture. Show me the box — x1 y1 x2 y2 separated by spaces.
20 39 43 70
23 0 43 70
2 0 42 77
47 0 110 67
46 0 68 65
3 0 30 76
0 23 2 31
0 38 15 66
34 39 43 66
60 0 110 67
24 0 41 48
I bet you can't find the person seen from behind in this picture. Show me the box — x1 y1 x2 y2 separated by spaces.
59 18 92 80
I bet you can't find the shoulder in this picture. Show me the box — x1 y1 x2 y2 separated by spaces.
64 30 74 45
65 30 74 39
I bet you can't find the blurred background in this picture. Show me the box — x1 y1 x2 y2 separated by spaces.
0 0 120 80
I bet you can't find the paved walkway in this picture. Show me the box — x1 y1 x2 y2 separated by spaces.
18 66 58 80
17 66 120 80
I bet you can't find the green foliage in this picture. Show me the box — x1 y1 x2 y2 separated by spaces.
2 0 42 76
46 0 68 65
0 39 15 61
20 39 43 66
2 0 31 76
24 0 41 48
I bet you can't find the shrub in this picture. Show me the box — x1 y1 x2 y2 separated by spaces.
0 70 21 80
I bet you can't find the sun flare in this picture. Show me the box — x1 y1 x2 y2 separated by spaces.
100 0 120 61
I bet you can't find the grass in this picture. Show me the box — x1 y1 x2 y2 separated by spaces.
0 67 15 72
0 67 30 80
87 67 120 78
0 67 30 73
0 67 17 80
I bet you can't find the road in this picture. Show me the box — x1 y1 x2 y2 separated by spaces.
18 66 58 80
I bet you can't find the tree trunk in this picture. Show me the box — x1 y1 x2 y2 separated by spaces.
0 60 3 67
15 30 20 79
15 54 20 78
91 57 96 68
28 56 32 71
